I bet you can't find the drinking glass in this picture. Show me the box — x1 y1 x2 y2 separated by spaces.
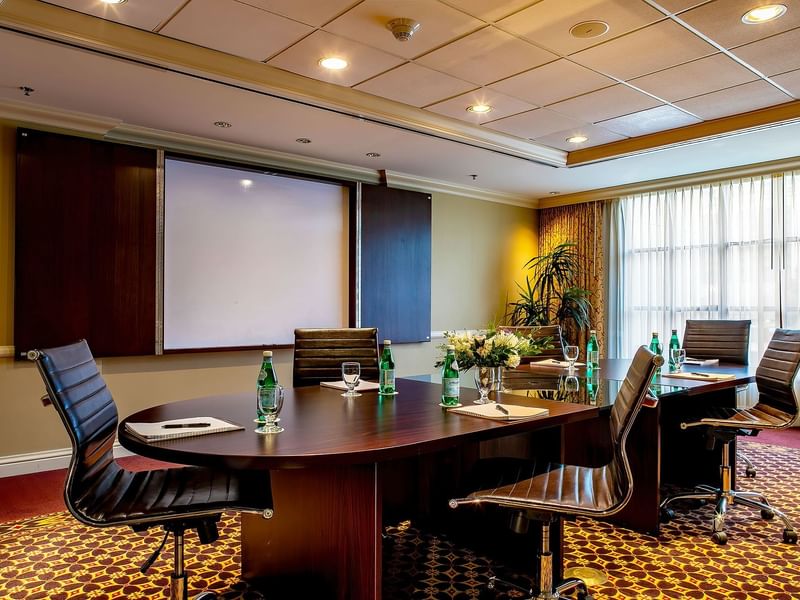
473 366 495 404
342 361 362 397
564 345 580 373
671 348 687 372
255 385 284 434
564 375 580 393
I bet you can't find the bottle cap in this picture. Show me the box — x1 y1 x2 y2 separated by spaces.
262 350 272 357
590 329 596 334
447 344 455 350
383 339 391 345
672 329 677 333
652 332 658 337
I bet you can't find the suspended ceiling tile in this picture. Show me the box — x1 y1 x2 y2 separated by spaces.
440 0 539 22
489 59 615 106
677 0 800 49
548 84 662 123
675 80 793 120
268 31 405 87
323 0 483 59
40 0 187 30
497 0 665 56
772 69 800 98
239 0 360 27
571 19 715 81
426 89 535 122
160 0 313 62
534 124 627 151
629 53 759 102
416 26 557 86
597 105 701 136
731 27 800 76
353 62 476 107
484 108 587 139
651 1 712 13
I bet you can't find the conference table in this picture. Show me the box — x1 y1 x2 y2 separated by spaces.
118 377 600 600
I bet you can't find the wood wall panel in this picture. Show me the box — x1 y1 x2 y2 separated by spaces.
14 129 156 357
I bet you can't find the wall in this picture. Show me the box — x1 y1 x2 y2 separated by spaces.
0 122 538 460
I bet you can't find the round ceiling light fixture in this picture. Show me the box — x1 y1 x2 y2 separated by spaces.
387 18 421 42
296 138 312 144
213 121 232 128
319 56 348 70
742 4 787 23
466 103 493 114
100 0 127 4
566 135 588 144
569 20 609 39
366 152 381 158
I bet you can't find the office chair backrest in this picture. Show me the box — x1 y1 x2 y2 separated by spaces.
755 329 800 418
29 340 121 526
682 319 751 364
293 328 380 387
499 324 565 359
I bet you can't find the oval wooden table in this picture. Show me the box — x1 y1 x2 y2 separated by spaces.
119 378 600 600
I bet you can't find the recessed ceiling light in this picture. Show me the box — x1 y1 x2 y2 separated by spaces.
213 121 232 128
319 57 348 70
240 179 253 189
296 138 311 144
549 191 560 195
742 4 787 23
100 0 127 4
466 104 493 114
566 135 588 144
569 20 609 39
366 152 381 158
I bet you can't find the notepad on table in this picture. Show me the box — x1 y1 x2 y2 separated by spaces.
661 372 736 382
125 417 243 442
529 358 586 368
320 380 381 392
448 403 549 421
683 357 720 366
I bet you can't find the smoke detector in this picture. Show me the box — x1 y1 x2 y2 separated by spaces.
387 18 421 42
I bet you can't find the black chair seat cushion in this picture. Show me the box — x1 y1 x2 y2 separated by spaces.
689 402 794 430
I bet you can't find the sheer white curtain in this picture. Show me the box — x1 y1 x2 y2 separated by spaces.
609 173 797 360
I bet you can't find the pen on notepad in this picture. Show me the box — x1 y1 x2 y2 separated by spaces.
162 422 212 429
689 372 711 378
495 404 509 415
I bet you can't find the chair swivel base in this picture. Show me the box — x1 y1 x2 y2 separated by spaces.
484 574 591 600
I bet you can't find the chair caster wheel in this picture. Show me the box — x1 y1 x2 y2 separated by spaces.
660 507 675 523
761 508 775 520
711 531 728 545
745 467 756 478
783 529 798 544
576 582 594 600
487 576 496 590
193 593 217 599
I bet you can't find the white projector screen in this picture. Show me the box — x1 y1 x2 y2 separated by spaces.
163 158 349 350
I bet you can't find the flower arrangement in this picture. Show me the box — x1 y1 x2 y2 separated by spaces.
435 327 552 371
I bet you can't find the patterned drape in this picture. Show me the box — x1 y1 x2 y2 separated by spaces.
538 201 606 355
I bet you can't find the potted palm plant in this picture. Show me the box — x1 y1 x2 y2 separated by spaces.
507 242 591 341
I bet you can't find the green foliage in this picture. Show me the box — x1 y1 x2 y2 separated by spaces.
507 242 592 332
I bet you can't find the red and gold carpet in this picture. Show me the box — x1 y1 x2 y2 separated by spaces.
1 440 798 599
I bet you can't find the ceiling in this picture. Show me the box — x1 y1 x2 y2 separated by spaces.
1 0 800 203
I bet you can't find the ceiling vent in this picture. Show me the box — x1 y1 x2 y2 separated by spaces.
387 18 421 42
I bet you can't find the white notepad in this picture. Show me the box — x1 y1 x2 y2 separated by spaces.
530 359 586 368
448 403 549 421
661 372 736 382
683 357 720 366
125 417 243 442
320 380 381 392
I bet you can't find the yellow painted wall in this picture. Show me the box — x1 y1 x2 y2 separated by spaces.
0 123 538 458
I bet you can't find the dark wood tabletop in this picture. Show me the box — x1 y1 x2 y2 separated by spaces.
118 377 599 470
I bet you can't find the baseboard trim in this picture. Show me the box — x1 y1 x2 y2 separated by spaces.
0 443 135 478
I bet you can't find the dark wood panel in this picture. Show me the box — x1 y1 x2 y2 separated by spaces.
360 184 431 343
14 129 156 357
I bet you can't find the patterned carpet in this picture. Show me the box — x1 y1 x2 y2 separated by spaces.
1 440 798 599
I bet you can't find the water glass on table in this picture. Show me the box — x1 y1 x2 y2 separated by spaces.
563 345 580 373
671 348 686 372
342 361 362 397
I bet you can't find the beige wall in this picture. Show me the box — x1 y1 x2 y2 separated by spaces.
0 122 538 458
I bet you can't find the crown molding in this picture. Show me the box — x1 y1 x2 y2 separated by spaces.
0 0 567 168
381 170 537 208
0 98 120 136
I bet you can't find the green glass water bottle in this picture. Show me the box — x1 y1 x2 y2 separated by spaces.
379 340 396 394
648 332 663 382
586 329 599 373
441 345 460 406
668 329 680 371
256 350 278 423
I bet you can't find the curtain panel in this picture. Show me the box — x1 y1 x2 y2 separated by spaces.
538 201 606 354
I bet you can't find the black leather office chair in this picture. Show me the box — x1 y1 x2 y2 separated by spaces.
660 329 800 545
292 327 380 387
28 340 275 600
683 319 757 476
449 346 662 600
